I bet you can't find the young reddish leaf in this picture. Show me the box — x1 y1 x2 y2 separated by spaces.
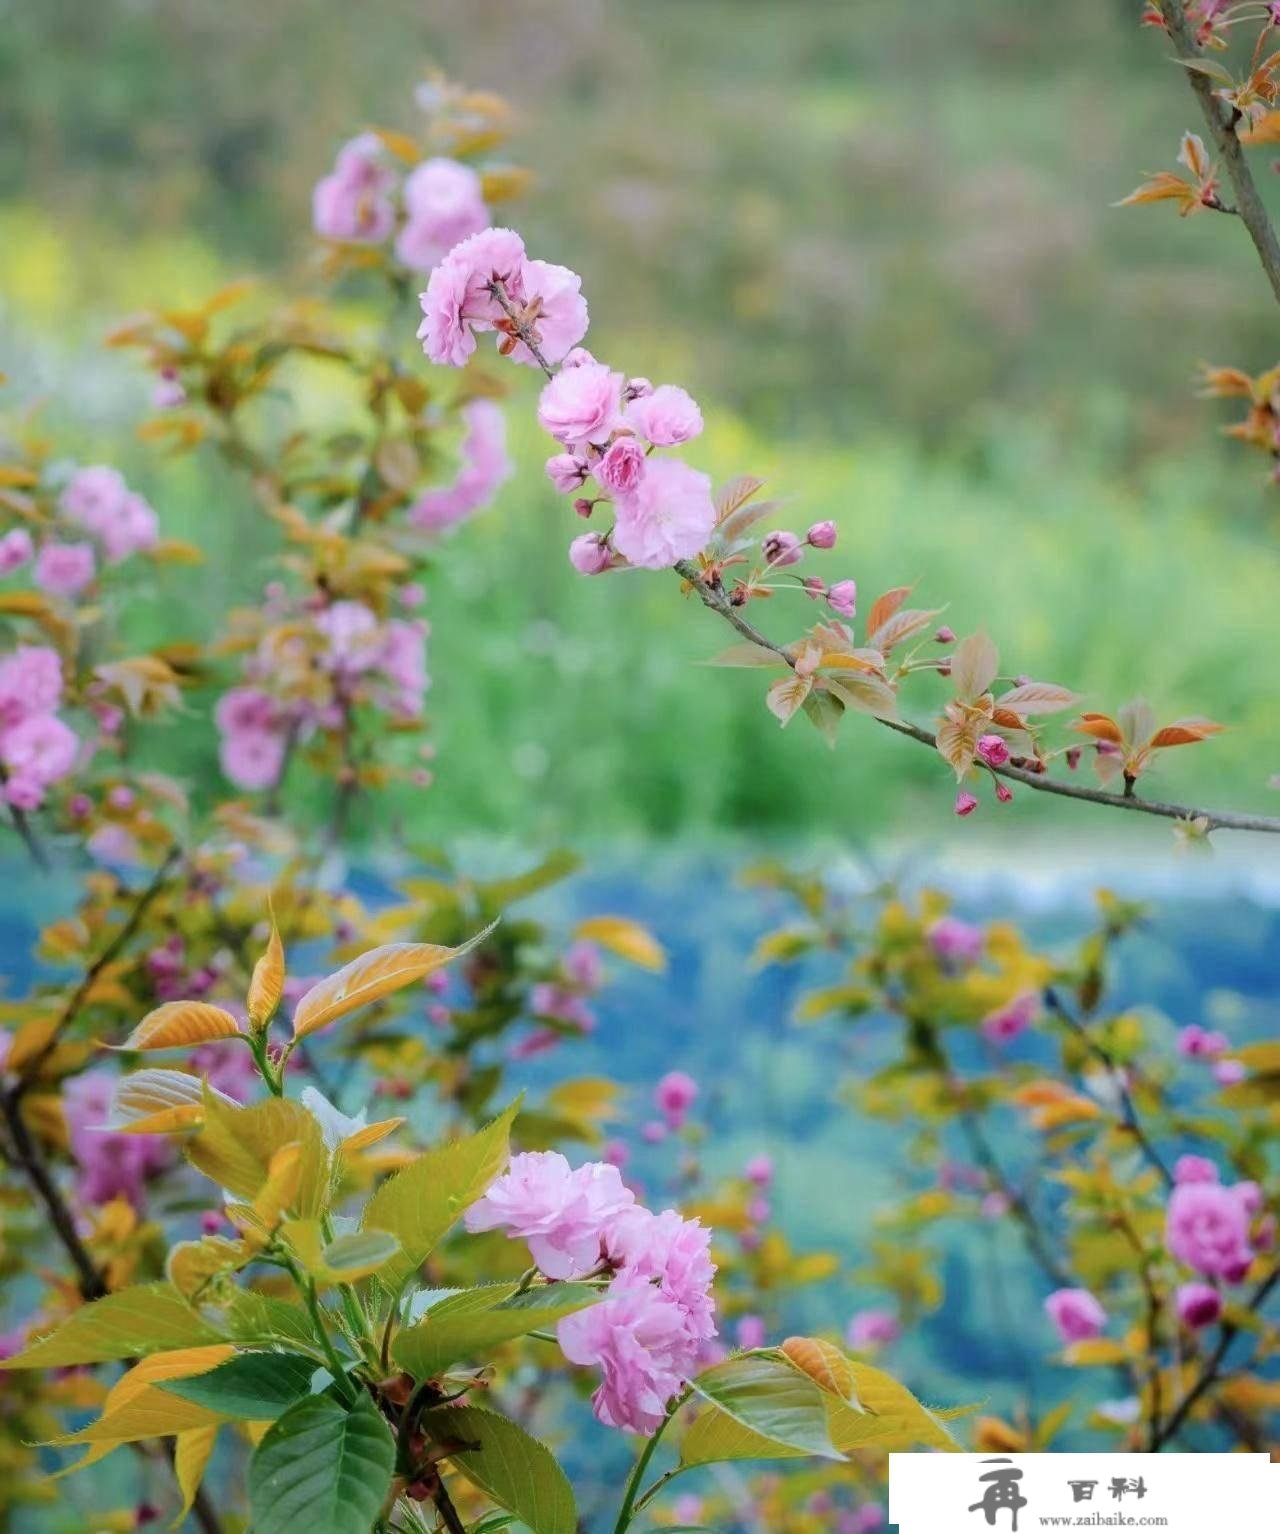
936 716 980 779
950 633 999 702
1072 713 1123 744
823 673 897 720
868 608 941 656
703 642 787 668
996 682 1079 716
714 475 766 523
1149 718 1225 749
864 586 913 641
781 1336 860 1405
766 673 813 726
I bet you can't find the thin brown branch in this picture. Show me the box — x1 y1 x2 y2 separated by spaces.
1156 0 1280 306
9 844 182 1100
673 560 1280 835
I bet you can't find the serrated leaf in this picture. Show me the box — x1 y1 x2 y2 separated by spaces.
572 915 665 972
114 1002 243 1051
823 673 897 720
320 1230 401 1282
362 1100 518 1292
249 1394 394 1534
951 633 999 702
714 475 766 522
161 1350 320 1419
829 1362 961 1452
167 1235 251 1299
422 1404 576 1534
864 586 913 640
702 642 787 668
292 927 494 1039
392 1283 601 1379
996 682 1079 716
106 1067 237 1134
685 1352 843 1463
766 672 813 726
185 1091 328 1217
868 607 940 655
0 1284 222 1370
1150 717 1224 748
173 1425 218 1526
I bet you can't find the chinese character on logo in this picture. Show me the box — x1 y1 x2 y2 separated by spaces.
1067 1480 1098 1503
969 1459 1029 1531
1110 1477 1147 1501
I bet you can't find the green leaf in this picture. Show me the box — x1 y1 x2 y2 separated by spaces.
421 1404 575 1534
186 1089 330 1216
249 1393 394 1534
392 1283 600 1378
827 1362 960 1453
683 1353 843 1465
362 1100 518 1292
160 1350 321 1419
221 1290 319 1351
320 1230 401 1282
0 1283 221 1370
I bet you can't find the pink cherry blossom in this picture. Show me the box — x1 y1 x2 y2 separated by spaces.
1176 1281 1223 1330
417 226 527 366
100 493 159 564
745 1154 774 1187
596 438 647 496
0 529 33 573
1044 1287 1106 1344
1178 1024 1229 1059
537 361 625 449
557 1275 699 1435
395 158 489 272
602 1206 717 1340
568 532 614 575
0 646 63 727
508 259 589 367
61 465 128 526
927 915 983 965
219 729 287 792
378 619 430 717
35 541 95 598
462 1150 636 1279
1174 1154 1219 1185
977 733 1010 768
546 453 590 494
981 991 1038 1045
762 530 803 568
316 600 382 674
625 384 703 447
313 134 397 243
655 1070 698 1127
955 790 979 817
847 1309 901 1348
0 713 79 800
737 1315 766 1350
1165 1179 1255 1280
62 1071 172 1207
613 458 715 570
827 579 857 617
409 399 511 531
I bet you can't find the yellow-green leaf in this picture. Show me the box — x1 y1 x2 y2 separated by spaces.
114 1002 243 1052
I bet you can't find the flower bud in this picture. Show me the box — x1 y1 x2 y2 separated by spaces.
545 452 589 494
827 579 857 617
934 625 956 644
805 520 837 549
955 790 979 817
1176 1282 1222 1331
573 497 595 519
761 530 803 567
995 781 1014 804
568 532 612 576
977 733 1010 768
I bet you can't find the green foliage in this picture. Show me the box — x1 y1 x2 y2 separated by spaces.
418 1404 577 1534
159 1350 322 1419
248 1394 395 1534
0 1283 221 1369
391 1282 601 1378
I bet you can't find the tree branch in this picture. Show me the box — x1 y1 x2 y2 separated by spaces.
1156 0 1280 306
673 559 1280 834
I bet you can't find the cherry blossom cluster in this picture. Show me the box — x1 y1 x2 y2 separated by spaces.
0 464 158 602
313 132 491 275
215 592 429 792
0 646 79 810
1044 1154 1272 1347
464 1149 717 1434
406 398 511 532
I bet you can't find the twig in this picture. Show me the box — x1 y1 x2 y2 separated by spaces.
673 559 1280 835
1044 989 1175 1190
1156 0 1280 306
8 803 51 871
8 844 182 1101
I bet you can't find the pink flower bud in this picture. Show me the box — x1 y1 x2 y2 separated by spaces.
624 376 654 400
568 532 612 575
934 625 956 644
1176 1282 1222 1330
977 733 1010 768
761 530 803 568
955 790 979 817
801 576 826 600
546 453 589 494
1066 746 1082 771
1214 1059 1246 1086
805 520 837 549
995 781 1014 804
744 1154 774 1187
827 579 857 617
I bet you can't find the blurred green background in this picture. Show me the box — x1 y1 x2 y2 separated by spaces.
2 0 1278 845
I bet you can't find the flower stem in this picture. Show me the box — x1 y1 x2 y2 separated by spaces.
612 1387 691 1534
